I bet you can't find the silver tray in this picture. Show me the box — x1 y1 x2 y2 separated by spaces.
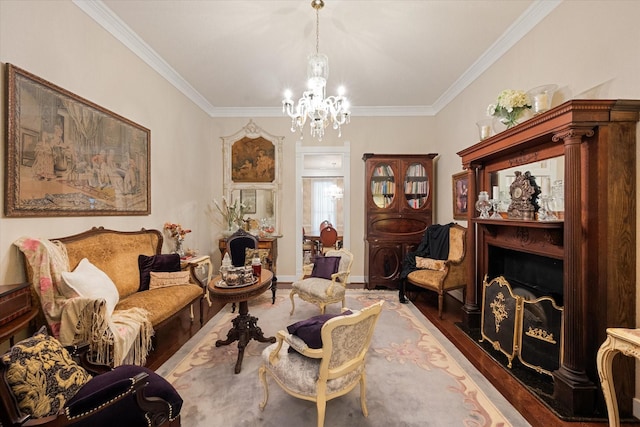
214 277 258 289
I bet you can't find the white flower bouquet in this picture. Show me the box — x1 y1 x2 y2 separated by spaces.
487 89 532 128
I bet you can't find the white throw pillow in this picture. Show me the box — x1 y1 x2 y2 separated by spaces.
61 258 119 316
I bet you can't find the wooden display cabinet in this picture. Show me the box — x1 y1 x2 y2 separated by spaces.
458 99 640 418
362 153 436 290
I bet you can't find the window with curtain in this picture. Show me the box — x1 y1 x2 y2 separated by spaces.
303 177 343 233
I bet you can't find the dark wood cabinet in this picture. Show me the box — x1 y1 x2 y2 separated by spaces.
363 153 436 290
458 99 640 418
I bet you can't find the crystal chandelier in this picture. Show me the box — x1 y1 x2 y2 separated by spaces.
282 0 350 141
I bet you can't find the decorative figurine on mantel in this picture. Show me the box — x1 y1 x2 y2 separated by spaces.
507 171 540 220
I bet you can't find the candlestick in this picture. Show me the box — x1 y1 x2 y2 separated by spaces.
534 93 548 113
527 84 557 115
476 118 493 141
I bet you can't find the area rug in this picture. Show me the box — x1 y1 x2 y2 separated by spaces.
157 290 530 426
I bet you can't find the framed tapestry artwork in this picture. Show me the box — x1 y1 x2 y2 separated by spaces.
452 171 469 220
230 136 275 183
5 64 150 217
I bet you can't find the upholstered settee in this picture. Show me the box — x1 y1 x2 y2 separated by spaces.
16 227 206 370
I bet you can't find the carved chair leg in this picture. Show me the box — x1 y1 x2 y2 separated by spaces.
360 372 369 417
399 280 408 303
258 365 269 411
289 290 297 315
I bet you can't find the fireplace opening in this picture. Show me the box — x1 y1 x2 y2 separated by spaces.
488 245 563 306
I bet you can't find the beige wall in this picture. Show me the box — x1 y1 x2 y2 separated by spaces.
0 1 639 287
0 1 215 285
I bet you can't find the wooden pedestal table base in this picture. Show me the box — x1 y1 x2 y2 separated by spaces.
209 270 276 374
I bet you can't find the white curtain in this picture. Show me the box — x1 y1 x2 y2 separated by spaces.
311 179 336 230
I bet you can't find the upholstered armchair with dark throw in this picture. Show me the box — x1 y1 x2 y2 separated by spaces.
289 249 353 316
400 223 467 318
0 327 182 427
258 301 384 427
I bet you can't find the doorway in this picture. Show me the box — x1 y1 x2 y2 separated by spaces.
295 141 350 277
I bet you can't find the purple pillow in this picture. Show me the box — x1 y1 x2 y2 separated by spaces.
287 311 352 349
311 256 341 280
138 254 181 291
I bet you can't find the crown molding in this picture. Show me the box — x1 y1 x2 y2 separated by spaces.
74 0 561 118
72 0 216 115
431 0 562 113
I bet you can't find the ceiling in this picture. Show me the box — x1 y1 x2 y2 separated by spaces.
75 0 561 117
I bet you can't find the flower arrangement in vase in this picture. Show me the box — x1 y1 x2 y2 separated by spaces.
163 222 191 256
487 89 532 129
208 197 248 236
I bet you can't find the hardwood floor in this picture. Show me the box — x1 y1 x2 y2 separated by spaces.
407 289 640 427
249 282 639 426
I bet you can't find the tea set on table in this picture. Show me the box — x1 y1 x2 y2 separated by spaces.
216 252 262 288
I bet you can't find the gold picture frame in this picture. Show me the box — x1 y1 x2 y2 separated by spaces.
452 171 469 220
5 64 150 217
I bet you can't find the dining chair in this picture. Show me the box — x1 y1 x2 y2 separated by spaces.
319 226 338 254
225 229 259 311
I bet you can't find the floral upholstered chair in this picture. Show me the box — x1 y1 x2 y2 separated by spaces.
289 249 353 316
258 301 383 427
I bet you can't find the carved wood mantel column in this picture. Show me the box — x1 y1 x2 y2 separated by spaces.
462 166 481 327
551 127 597 414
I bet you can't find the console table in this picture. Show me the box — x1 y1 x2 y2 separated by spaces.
218 237 278 271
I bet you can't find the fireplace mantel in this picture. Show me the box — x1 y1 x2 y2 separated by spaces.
458 99 640 418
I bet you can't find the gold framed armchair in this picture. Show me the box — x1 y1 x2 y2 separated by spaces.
258 301 383 427
403 224 467 319
289 249 353 316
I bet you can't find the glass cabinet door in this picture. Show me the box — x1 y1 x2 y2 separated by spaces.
404 162 429 209
371 163 395 208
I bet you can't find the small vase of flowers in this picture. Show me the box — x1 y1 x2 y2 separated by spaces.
487 89 532 129
208 197 248 237
164 222 191 257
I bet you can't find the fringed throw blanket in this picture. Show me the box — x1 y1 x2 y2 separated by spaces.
14 237 153 366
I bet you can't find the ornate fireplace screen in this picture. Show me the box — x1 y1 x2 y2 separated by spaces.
481 275 564 376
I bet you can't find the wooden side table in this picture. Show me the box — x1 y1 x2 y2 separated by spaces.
0 307 39 348
181 255 213 285
596 328 640 427
208 270 276 374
